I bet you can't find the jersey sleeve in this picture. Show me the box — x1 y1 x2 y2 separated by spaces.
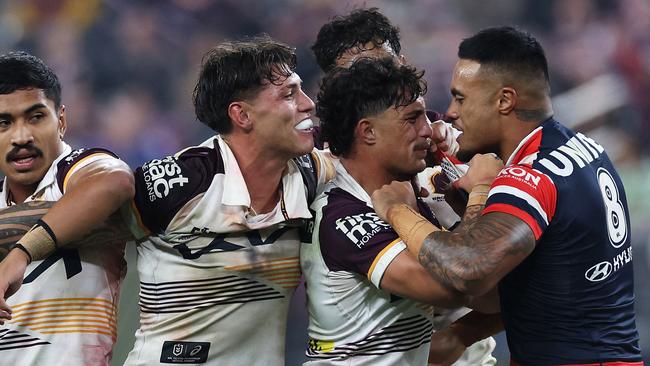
483 164 557 240
125 147 221 239
55 148 120 193
318 192 405 288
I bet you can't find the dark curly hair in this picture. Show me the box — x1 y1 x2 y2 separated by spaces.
312 8 401 73
317 58 426 157
0 51 62 110
193 36 297 134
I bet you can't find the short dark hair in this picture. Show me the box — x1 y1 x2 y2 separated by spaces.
193 36 297 134
458 26 549 86
312 8 401 73
0 51 62 110
317 58 426 157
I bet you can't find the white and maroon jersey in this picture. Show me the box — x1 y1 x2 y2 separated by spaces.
301 161 437 365
0 143 127 366
122 136 333 366
484 118 641 364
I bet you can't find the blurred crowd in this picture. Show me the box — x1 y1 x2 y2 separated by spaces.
1 0 648 363
1 0 649 166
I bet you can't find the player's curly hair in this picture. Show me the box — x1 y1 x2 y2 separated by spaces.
193 35 297 134
0 51 62 110
317 57 426 157
312 8 401 73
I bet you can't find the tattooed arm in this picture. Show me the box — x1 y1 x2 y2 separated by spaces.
421 212 535 296
0 201 54 261
372 153 531 296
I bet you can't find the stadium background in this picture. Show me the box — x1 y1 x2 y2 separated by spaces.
0 0 648 364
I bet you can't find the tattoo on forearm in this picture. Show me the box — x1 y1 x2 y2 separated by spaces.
418 212 535 293
0 201 53 260
454 204 484 233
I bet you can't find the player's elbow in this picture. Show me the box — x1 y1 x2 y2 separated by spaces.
457 277 498 297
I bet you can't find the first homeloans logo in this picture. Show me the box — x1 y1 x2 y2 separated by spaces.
141 157 189 202
160 341 211 364
335 212 391 249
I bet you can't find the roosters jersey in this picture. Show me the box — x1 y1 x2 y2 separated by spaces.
483 119 641 364
123 136 332 366
301 161 437 365
0 144 127 366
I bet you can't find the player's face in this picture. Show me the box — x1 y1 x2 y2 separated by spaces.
446 59 501 162
335 41 404 69
373 96 432 180
248 71 315 159
0 88 65 191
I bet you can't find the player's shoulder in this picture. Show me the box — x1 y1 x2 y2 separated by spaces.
55 147 120 191
132 144 224 234
319 187 391 245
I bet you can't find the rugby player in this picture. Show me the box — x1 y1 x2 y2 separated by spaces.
311 8 498 365
302 57 501 365
119 37 334 365
0 52 134 365
372 26 643 365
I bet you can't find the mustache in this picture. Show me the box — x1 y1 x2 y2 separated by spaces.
6 144 44 162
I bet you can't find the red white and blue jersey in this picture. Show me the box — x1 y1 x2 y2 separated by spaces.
483 118 642 364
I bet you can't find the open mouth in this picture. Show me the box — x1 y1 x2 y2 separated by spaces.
7 148 41 172
294 118 314 132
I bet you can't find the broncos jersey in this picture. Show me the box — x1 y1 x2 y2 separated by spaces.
484 118 642 365
301 161 438 365
0 143 127 366
123 136 333 366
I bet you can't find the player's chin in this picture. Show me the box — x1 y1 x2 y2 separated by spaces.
292 135 314 155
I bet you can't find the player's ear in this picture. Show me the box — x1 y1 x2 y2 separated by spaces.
228 101 252 132
498 87 517 115
58 104 67 139
357 118 376 146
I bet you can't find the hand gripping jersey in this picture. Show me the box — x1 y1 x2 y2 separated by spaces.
483 119 642 365
123 136 332 366
301 161 438 366
0 144 127 366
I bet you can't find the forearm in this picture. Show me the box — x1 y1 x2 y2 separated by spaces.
18 160 134 261
42 170 134 244
0 202 53 260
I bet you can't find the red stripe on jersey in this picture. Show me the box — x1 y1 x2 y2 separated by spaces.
483 203 543 239
492 165 557 223
512 128 543 165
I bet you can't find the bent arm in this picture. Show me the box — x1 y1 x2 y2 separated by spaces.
380 249 468 308
419 212 535 296
43 158 134 244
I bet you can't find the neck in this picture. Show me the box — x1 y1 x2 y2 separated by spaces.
340 151 402 197
6 181 39 204
223 134 289 214
499 116 547 163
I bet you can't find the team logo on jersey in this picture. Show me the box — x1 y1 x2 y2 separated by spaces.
64 149 86 164
141 157 189 202
334 212 390 249
584 261 613 282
